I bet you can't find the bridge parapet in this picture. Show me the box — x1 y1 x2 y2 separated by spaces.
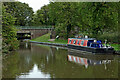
17 31 31 33
16 26 53 30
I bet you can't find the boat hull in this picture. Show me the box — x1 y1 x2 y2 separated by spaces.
68 44 115 54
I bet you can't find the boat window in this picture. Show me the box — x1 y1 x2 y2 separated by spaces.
96 44 100 47
91 43 100 48
81 40 84 45
77 41 79 44
91 44 95 47
97 40 102 43
73 40 76 44
69 40 71 44
87 40 94 46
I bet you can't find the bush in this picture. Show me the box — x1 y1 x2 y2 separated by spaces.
98 32 119 43
2 5 19 53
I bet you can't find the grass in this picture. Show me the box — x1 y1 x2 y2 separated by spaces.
111 44 120 51
30 33 120 51
51 39 68 44
30 33 68 44
31 33 50 42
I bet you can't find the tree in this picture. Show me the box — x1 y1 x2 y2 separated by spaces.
32 5 50 26
49 2 80 38
48 2 119 41
3 2 34 26
78 2 118 37
2 5 19 53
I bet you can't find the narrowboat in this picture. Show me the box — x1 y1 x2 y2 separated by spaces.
67 38 115 54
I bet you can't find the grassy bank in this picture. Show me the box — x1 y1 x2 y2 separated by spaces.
31 33 50 42
30 33 120 51
30 33 67 44
111 44 120 51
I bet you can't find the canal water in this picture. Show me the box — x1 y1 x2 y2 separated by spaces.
2 42 120 78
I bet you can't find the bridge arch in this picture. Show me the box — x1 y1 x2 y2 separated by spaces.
16 26 54 40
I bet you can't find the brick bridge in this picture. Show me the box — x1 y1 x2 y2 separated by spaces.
17 26 54 40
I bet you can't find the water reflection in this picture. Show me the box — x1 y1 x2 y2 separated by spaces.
2 42 119 78
68 54 113 68
68 49 117 69
19 64 50 78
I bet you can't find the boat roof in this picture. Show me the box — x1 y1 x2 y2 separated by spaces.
68 38 96 40
92 42 100 44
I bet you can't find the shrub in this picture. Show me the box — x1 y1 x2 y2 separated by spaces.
2 5 19 53
98 32 119 43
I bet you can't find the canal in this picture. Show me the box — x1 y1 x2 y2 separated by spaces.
2 42 120 78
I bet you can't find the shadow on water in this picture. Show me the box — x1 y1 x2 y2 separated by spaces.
2 42 120 79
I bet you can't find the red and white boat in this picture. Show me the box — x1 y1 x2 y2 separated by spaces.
67 38 114 54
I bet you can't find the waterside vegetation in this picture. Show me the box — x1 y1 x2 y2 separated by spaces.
2 5 19 53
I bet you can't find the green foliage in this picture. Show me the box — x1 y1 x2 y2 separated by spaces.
49 2 78 38
3 2 34 26
2 5 19 53
47 2 119 43
31 5 51 26
98 31 120 44
111 44 120 51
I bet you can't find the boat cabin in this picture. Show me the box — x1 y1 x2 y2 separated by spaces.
68 38 103 48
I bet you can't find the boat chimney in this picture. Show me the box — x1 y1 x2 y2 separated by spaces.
85 35 88 38
94 40 97 42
